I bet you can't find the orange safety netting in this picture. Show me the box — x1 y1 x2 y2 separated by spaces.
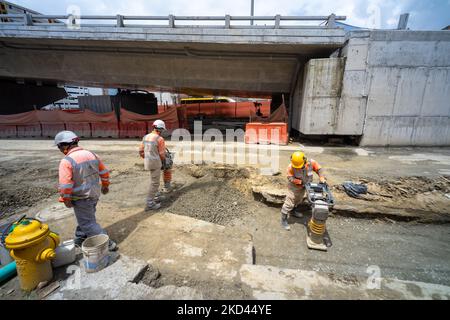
0 109 116 125
120 107 178 126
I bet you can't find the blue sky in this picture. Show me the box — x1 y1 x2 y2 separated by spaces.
9 0 450 30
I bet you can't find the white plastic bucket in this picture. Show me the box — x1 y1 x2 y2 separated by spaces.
81 234 110 273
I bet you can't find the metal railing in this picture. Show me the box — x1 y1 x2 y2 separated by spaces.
0 13 346 29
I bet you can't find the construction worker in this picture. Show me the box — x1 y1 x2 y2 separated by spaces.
55 130 117 250
139 119 166 210
281 151 327 231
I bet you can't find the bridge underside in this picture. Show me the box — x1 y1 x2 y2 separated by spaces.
0 26 345 97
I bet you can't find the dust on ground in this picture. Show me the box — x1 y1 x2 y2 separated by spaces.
1 145 450 299
0 156 58 216
166 165 253 225
136 264 252 299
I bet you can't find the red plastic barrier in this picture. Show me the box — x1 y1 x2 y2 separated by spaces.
245 122 288 145
17 124 41 137
91 123 119 138
119 122 147 138
42 123 65 138
0 125 17 138
66 123 92 138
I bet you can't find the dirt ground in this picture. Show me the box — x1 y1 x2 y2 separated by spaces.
1 140 450 299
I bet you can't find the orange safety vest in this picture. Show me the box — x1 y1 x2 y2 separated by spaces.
140 131 165 164
58 147 109 201
287 160 321 187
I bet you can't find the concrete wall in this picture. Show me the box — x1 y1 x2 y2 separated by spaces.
334 35 370 135
294 58 345 134
358 31 450 146
292 30 450 146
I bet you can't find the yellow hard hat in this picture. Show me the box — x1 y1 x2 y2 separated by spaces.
291 151 306 168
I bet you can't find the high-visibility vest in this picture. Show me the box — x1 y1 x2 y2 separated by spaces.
291 162 314 185
142 132 164 163
59 147 109 200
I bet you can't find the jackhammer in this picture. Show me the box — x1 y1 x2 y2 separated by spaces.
304 182 335 251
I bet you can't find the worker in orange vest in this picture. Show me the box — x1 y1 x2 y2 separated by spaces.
55 130 117 250
281 151 327 231
139 120 166 210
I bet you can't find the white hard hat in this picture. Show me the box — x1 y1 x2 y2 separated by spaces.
54 131 79 146
153 119 166 130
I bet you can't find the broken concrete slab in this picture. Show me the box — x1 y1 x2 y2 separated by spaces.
252 186 286 204
119 212 254 284
47 254 202 300
240 264 450 300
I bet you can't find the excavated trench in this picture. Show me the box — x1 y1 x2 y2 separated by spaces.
166 164 450 225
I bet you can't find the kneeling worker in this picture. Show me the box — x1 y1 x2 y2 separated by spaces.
281 151 326 231
55 130 117 250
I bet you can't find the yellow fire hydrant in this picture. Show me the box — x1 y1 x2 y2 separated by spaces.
5 218 60 291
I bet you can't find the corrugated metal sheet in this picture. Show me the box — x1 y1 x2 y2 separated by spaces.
78 96 113 114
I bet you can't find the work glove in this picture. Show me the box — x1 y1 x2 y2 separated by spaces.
101 186 109 195
63 199 73 208
319 176 327 184
293 179 302 185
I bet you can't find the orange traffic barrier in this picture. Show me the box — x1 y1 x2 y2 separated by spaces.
65 123 92 138
0 125 17 138
41 123 66 138
91 123 119 138
119 122 147 138
17 124 41 137
245 122 288 145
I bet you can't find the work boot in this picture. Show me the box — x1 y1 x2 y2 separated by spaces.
154 192 165 203
145 201 161 211
108 240 118 252
281 213 290 231
162 182 172 193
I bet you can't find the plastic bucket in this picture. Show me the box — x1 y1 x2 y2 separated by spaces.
81 234 110 273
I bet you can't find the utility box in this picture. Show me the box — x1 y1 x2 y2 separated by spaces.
298 58 344 135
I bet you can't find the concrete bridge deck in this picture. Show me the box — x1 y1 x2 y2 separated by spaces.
0 15 346 95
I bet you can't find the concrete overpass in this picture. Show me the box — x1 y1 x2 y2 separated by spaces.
0 14 346 96
1 12 449 146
